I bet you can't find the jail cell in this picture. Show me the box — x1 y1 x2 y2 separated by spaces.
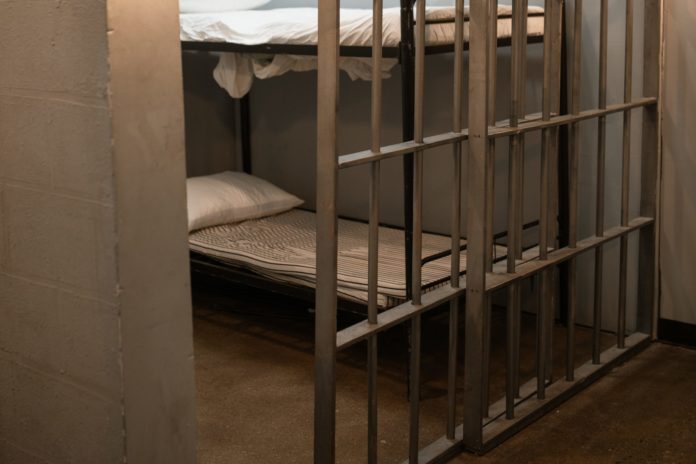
315 0 662 462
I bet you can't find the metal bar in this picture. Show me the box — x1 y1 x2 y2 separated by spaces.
367 335 378 463
412 0 426 306
409 314 422 463
314 0 340 460
337 217 655 351
447 0 465 439
566 0 582 382
338 98 657 168
481 0 498 421
477 333 651 454
400 0 416 301
367 1 383 461
447 297 460 439
535 0 557 400
638 0 663 339
512 0 528 397
240 94 252 174
429 333 650 458
463 0 490 450
409 2 426 460
545 0 563 386
593 0 609 366
557 1 570 330
505 0 527 421
486 217 654 294
618 0 634 351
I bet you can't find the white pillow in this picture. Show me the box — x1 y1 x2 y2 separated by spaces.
186 171 303 232
179 0 271 14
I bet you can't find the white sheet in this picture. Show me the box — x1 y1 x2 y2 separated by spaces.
180 6 545 97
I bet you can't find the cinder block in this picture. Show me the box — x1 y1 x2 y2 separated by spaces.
0 96 113 201
0 358 124 464
0 274 122 398
0 185 118 300
0 0 108 99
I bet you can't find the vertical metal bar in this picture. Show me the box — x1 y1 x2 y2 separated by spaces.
240 94 252 174
486 0 498 273
367 1 383 461
506 0 526 420
638 0 662 338
545 0 563 384
463 0 490 451
409 2 426 461
512 0 528 397
557 2 570 330
447 0 465 440
314 1 340 461
481 0 498 420
536 0 556 400
412 0 426 306
566 0 582 382
593 0 608 365
400 0 416 301
618 0 634 350
409 314 422 462
515 0 529 261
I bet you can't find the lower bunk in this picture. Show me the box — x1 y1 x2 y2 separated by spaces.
190 208 508 311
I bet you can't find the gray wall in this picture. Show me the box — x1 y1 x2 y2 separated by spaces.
0 0 197 462
661 0 696 325
182 0 649 330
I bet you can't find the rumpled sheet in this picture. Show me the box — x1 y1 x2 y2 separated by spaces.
180 6 544 98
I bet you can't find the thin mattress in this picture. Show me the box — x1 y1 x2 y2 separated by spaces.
180 6 545 98
189 209 506 308
180 5 545 48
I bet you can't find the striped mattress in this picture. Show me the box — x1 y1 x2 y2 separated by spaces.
189 209 505 308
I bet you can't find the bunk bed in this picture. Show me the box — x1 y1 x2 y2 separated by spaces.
180 1 547 311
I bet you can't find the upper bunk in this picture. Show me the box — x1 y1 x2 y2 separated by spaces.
179 1 545 97
180 3 545 56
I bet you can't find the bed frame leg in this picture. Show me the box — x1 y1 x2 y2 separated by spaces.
240 93 252 174
400 0 416 303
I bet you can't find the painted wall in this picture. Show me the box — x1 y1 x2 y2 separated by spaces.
661 0 696 325
182 0 649 330
0 0 196 462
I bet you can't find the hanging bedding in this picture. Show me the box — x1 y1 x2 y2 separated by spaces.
180 5 545 97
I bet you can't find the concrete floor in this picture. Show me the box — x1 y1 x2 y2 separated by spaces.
192 280 696 463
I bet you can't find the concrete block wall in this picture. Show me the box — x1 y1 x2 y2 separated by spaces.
0 1 123 462
0 0 196 462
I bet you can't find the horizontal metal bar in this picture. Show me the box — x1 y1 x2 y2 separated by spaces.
336 281 463 351
339 131 468 168
486 217 654 293
337 217 652 351
478 333 651 452
181 41 401 58
181 35 545 58
413 332 651 460
489 98 656 139
338 98 656 169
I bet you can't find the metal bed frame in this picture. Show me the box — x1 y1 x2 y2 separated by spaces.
181 1 546 308
315 0 662 463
